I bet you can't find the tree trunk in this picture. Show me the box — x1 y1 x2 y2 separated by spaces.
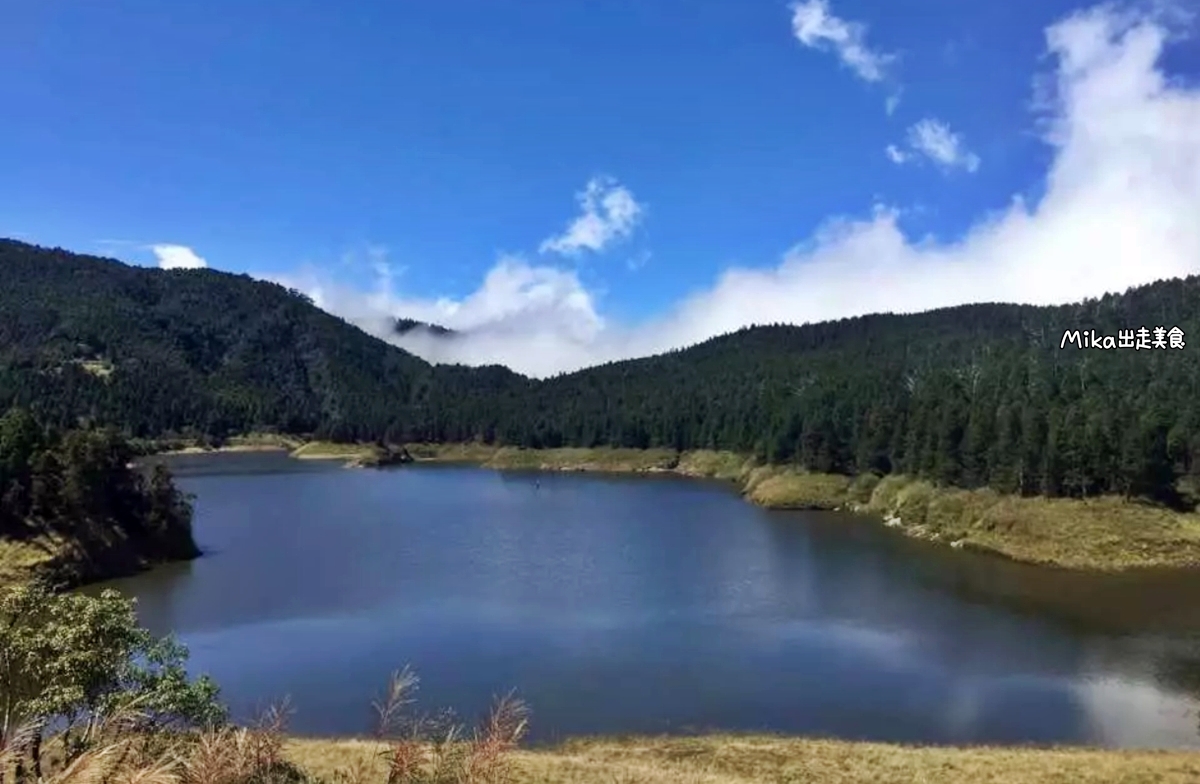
29 732 41 781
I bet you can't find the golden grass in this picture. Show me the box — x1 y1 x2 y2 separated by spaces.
225 432 305 450
290 441 382 461
406 443 682 473
674 450 752 482
745 469 853 509
0 536 55 589
158 432 304 455
287 734 1200 784
853 475 1200 569
75 359 114 378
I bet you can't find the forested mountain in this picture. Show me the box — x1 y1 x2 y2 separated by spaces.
0 239 527 442
2 238 1198 505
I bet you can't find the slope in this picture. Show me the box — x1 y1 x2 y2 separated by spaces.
2 239 1199 505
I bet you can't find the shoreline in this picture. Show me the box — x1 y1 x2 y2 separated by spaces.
145 439 1200 572
396 443 1200 572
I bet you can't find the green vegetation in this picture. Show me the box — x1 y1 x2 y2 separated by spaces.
0 407 200 590
0 584 225 782
4 239 1200 515
1 583 529 783
6 585 1198 783
4 239 1200 568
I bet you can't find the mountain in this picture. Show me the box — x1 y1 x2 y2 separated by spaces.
2 238 1199 504
0 239 525 442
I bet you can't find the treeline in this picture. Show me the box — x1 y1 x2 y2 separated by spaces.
2 239 1199 505
0 406 199 574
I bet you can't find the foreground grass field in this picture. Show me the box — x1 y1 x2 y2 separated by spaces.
285 734 1200 784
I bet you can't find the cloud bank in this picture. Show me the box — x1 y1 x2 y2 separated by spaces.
152 244 208 270
281 3 1200 379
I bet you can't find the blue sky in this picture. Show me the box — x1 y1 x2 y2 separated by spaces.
3 1 1199 375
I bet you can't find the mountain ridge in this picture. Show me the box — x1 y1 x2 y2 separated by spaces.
2 238 1198 505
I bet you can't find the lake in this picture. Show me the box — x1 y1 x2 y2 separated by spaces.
97 451 1200 747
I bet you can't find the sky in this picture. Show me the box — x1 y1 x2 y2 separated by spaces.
2 0 1199 377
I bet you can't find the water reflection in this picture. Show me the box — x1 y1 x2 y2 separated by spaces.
93 454 1200 747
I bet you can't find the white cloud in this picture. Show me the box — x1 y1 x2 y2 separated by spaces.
885 91 902 115
885 119 981 172
906 118 982 172
885 144 911 164
539 176 644 256
790 0 895 83
282 3 1200 379
152 244 208 270
1074 676 1200 748
273 255 606 378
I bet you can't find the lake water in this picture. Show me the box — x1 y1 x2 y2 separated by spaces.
97 451 1200 747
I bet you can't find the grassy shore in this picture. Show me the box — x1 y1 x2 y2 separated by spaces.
147 439 1200 570
290 440 381 461
154 432 305 455
284 734 1200 784
9 441 1196 581
17 713 1200 783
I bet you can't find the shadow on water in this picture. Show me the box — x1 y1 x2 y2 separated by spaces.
785 511 1200 704
788 510 1200 634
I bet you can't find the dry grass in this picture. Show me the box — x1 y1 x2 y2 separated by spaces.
226 433 306 451
854 475 1200 569
484 446 679 473
673 450 752 482
744 469 853 509
2 668 528 784
290 442 381 461
75 359 114 379
14 721 1200 784
0 536 56 589
288 734 1200 784
282 666 530 784
404 444 681 474
158 433 303 455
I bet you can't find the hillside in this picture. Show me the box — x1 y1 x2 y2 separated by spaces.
0 239 527 443
2 238 1199 507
